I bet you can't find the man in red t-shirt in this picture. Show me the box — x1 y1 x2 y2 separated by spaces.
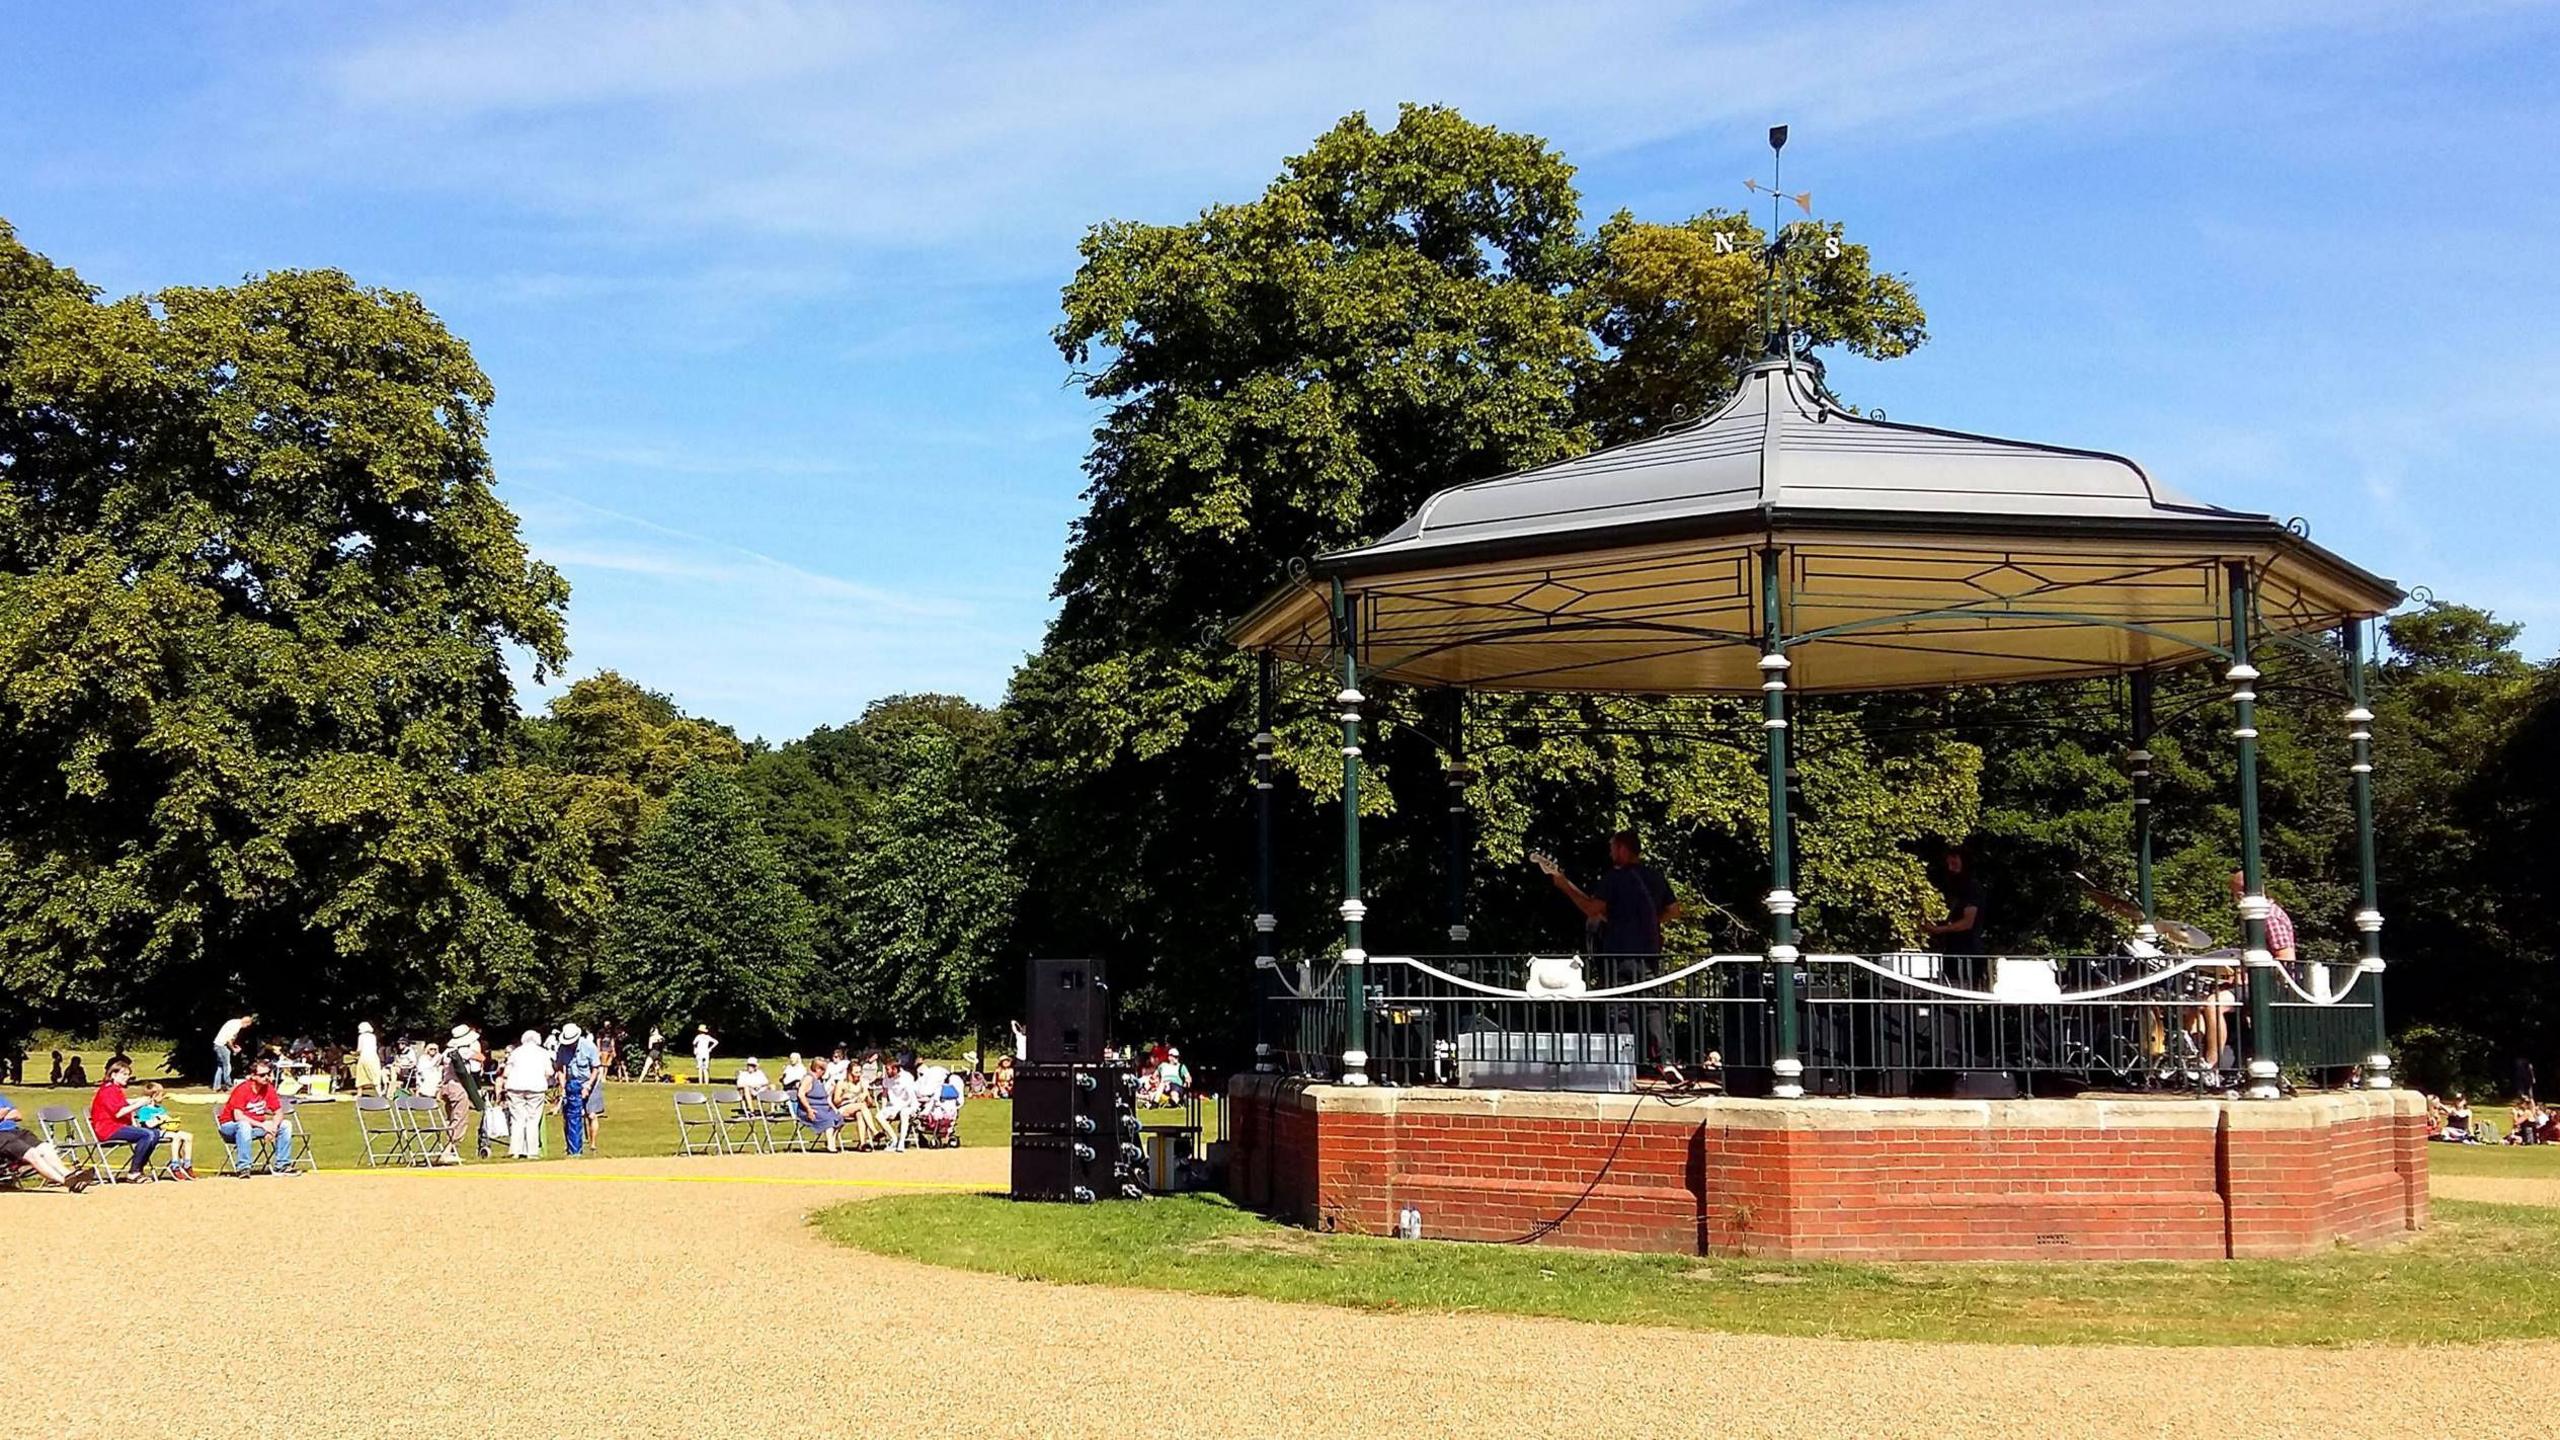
216 1058 298 1176
88 1056 162 1180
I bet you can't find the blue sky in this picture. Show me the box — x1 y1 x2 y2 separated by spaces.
8 2 2555 741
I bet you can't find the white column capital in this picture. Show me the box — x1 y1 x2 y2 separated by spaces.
2354 909 2384 933
1446 924 1471 943
2242 948 2277 969
1335 688 1365 706
2225 662 2261 683
1763 888 1798 917
2344 707 2374 724
1339 947 1367 964
1766 944 1800 963
2235 893 2271 922
1339 899 1366 922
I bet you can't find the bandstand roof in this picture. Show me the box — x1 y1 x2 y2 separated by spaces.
1233 352 2402 693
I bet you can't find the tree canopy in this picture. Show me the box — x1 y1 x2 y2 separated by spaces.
0 219 583 1041
601 766 816 1036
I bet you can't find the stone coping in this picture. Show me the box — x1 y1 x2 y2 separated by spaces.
1228 1075 2420 1131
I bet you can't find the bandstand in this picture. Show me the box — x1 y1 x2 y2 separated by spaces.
1221 347 2427 1260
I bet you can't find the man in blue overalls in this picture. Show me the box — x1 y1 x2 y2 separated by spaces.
558 1022 600 1156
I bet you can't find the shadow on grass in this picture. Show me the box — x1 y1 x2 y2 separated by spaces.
815 1191 2560 1347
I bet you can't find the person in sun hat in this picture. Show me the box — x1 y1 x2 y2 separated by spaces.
556 1022 600 1155
425 1026 473 1164
353 1021 383 1096
691 1024 718 1086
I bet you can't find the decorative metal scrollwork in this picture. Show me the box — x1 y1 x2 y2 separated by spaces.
2409 585 2437 606
2285 515 2312 538
1285 555 1312 581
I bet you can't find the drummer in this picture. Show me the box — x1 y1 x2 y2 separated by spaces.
2201 869 2299 1075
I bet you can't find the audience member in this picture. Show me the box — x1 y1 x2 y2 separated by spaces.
132 1082 197 1178
502 1031 553 1160
0 1091 92 1192
211 1013 253 1091
217 1057 298 1176
88 1056 163 1181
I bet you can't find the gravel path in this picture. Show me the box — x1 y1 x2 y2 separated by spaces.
4 1150 2548 1439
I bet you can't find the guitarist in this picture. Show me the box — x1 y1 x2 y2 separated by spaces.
1536 830 1682 987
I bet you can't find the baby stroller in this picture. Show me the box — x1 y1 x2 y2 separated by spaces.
913 1070 963 1149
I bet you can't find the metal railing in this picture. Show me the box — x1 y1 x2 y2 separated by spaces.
1266 949 2377 1097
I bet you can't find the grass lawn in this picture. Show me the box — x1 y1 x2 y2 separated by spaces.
818 1189 2560 1347
2421 1140 2560 1178
3 1080 1216 1173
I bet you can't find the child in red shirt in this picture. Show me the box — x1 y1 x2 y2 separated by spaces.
87 1057 163 1180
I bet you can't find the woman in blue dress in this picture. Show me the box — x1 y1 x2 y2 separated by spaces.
795 1063 844 1153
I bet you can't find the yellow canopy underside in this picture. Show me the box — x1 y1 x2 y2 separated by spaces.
1232 530 2397 693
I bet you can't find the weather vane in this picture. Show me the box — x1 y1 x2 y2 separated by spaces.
1719 125 1842 359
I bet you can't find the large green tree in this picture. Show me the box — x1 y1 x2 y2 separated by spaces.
0 220 591 1042
1008 107 1938 1048
601 766 816 1036
743 694 1017 1043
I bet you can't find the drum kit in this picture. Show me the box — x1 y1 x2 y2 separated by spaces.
2068 872 2251 1083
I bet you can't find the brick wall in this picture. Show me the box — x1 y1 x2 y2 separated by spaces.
1225 1078 2427 1261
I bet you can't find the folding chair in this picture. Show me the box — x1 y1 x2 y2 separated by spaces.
672 1090 731 1155
392 1094 447 1165
710 1087 757 1152
37 1106 116 1184
253 1100 316 1173
715 1086 770 1154
753 1086 815 1154
354 1096 413 1167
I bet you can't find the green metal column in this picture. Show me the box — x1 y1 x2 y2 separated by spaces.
2227 563 2280 1099
2130 670 2158 942
1332 579 1370 1086
1252 652 1279 1074
2344 619 2391 1088
1759 548 1804 1099
1441 690 1475 948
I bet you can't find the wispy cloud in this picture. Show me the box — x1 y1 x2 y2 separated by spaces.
293 0 2488 255
510 485 1038 738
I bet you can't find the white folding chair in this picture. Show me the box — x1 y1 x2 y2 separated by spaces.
673 1090 731 1155
354 1096 411 1166
391 1094 445 1165
253 1100 316 1173
37 1106 116 1184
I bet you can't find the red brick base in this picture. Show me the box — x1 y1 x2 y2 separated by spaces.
1225 1078 2427 1261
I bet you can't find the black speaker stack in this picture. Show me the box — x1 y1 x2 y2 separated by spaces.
1010 958 1146 1203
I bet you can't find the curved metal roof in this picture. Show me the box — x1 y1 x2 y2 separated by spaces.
1351 353 2237 569
1236 351 2404 694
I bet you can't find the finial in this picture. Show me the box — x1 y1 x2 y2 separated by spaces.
1742 126 1842 365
